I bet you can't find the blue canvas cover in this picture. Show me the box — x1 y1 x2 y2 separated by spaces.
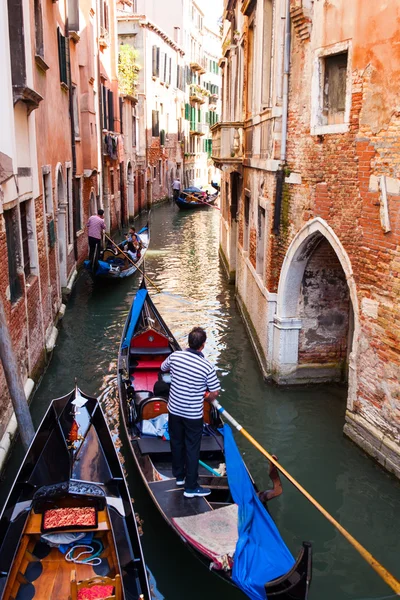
224 424 295 600
121 289 148 349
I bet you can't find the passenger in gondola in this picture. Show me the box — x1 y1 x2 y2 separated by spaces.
160 327 220 499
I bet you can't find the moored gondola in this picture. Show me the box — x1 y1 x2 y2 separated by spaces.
0 387 150 600
84 224 149 279
117 280 312 600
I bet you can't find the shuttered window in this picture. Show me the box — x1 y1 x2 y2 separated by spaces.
108 89 114 131
57 27 68 85
5 208 22 303
185 103 190 120
152 46 160 77
20 202 31 278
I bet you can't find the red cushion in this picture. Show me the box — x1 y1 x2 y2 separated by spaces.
78 585 114 600
135 359 163 370
42 507 97 531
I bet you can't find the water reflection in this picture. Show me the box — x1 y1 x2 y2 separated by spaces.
1 201 399 600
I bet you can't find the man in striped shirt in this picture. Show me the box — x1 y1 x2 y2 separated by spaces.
161 327 220 498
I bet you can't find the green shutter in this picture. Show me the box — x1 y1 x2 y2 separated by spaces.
185 103 190 120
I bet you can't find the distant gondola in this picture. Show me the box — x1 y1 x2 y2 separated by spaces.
84 224 149 279
175 188 218 210
0 387 150 600
117 279 312 600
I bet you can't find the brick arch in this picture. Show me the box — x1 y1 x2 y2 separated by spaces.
273 218 359 407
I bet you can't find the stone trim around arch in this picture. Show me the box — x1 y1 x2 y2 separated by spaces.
272 217 359 409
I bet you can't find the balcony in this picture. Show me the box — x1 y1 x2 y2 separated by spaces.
211 122 244 166
189 85 205 105
189 123 207 136
190 55 207 74
99 26 110 49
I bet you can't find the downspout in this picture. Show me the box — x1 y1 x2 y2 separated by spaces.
273 0 291 234
65 15 79 261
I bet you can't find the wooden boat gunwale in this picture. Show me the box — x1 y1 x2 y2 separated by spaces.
117 280 312 600
0 388 150 600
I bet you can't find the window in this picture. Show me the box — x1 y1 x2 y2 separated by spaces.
323 52 348 125
152 46 160 77
246 21 255 116
5 208 22 302
311 43 350 135
153 166 156 180
244 192 250 251
74 177 82 232
132 112 137 147
66 166 73 245
43 169 53 214
256 206 265 276
34 0 44 58
119 97 123 134
152 110 159 136
101 84 108 129
57 27 68 85
108 89 114 131
72 85 80 137
159 160 162 185
8 0 26 87
261 0 273 107
20 201 31 278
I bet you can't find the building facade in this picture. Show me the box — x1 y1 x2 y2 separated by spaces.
213 0 400 477
0 0 127 465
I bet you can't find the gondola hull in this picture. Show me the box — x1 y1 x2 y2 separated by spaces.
0 388 150 600
84 224 149 279
117 280 312 600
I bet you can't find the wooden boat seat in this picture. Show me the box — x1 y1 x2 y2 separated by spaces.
130 346 171 355
71 570 122 600
140 397 168 420
134 358 164 370
131 371 159 392
137 435 223 455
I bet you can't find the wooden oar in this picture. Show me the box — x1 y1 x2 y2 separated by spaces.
104 233 161 293
212 399 400 595
197 197 221 210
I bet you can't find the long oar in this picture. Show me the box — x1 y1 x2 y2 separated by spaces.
197 196 220 211
104 233 161 293
212 399 400 595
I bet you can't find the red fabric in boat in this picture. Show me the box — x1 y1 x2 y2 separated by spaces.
131 370 158 391
77 585 114 599
42 507 97 531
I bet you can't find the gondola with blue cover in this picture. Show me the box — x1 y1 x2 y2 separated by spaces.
117 279 312 600
84 224 149 279
0 387 150 600
175 188 218 210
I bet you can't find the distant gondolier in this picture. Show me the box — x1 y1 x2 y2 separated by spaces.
86 209 105 262
172 177 181 200
161 327 220 498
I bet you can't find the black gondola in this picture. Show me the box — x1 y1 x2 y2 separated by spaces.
117 280 312 600
0 387 150 600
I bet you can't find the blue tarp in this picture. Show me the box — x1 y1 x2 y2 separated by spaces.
224 424 295 600
121 288 148 349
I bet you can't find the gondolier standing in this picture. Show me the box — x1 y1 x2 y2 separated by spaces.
172 177 181 200
86 208 105 262
161 327 220 498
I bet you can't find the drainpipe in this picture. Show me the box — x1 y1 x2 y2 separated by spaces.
273 0 291 234
65 15 79 261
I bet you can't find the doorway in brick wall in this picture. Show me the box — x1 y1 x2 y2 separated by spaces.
272 217 357 396
56 166 67 289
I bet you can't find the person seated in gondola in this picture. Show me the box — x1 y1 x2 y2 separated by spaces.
124 238 139 262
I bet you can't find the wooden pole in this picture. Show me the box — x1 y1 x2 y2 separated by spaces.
104 233 161 293
212 399 400 595
0 298 35 451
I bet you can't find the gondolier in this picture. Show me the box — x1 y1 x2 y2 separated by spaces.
172 177 181 199
161 327 220 498
86 208 105 262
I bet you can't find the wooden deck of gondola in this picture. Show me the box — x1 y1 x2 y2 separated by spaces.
148 479 212 519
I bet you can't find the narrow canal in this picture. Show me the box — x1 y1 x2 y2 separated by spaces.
2 202 400 600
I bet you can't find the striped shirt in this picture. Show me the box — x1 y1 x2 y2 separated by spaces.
161 349 220 419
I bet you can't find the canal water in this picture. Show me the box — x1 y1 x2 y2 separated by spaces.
1 202 400 600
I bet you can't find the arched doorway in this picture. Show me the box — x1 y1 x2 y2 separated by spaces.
127 162 134 219
272 217 359 409
56 165 67 289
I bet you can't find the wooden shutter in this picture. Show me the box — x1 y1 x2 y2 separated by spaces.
152 110 159 136
108 89 114 131
152 45 157 76
57 27 67 84
169 57 172 85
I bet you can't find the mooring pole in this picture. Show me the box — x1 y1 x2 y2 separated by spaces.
0 298 35 451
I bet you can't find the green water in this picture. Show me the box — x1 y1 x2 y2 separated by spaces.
1 202 399 600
